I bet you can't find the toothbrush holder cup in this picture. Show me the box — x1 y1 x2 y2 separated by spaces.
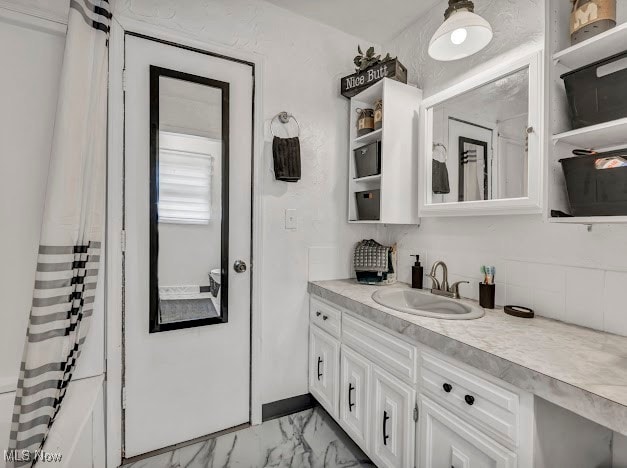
479 283 496 309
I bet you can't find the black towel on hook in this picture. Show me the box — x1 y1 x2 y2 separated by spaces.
273 136 301 182
432 159 450 194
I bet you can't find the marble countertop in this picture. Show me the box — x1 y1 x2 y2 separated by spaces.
308 279 627 436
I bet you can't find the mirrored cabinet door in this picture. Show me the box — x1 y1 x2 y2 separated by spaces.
431 67 529 204
421 52 543 217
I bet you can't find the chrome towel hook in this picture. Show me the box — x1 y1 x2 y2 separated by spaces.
271 111 301 138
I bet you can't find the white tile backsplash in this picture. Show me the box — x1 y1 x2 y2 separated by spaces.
603 271 627 336
308 247 350 281
414 254 626 336
564 267 605 331
506 284 532 308
532 263 566 294
507 261 531 288
533 289 565 321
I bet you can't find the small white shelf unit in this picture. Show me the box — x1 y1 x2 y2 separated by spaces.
348 78 422 224
545 0 627 225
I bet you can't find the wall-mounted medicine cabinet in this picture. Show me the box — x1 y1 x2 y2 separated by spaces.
348 78 422 224
419 51 544 217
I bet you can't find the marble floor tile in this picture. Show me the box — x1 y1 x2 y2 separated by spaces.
123 407 374 468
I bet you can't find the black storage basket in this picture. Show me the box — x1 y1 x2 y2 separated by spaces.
561 51 627 129
354 141 381 178
559 149 627 216
355 189 380 220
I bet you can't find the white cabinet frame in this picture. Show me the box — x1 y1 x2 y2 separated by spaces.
419 50 545 217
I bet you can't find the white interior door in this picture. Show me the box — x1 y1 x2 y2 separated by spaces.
124 34 253 458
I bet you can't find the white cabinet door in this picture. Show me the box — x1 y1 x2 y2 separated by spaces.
339 345 371 452
419 395 517 468
309 325 340 418
371 366 416 468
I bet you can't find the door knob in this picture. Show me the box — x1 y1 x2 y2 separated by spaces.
233 260 247 273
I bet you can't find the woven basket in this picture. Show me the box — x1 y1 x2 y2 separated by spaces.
570 0 616 44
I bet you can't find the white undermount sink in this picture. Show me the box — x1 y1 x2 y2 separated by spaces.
372 288 485 320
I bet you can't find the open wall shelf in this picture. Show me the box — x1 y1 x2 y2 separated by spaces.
549 216 627 225
545 0 627 224
353 174 382 183
347 78 422 224
354 128 382 145
552 118 627 148
553 21 627 70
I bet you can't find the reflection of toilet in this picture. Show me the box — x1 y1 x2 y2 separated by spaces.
209 269 221 298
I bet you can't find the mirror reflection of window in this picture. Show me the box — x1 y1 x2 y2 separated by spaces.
151 70 228 332
431 67 529 204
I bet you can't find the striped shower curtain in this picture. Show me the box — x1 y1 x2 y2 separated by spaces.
7 0 110 465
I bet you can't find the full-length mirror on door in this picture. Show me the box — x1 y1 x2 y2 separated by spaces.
149 66 230 333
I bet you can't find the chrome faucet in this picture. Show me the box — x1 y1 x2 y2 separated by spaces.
427 261 468 300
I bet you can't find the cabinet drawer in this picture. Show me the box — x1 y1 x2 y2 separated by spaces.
418 395 517 468
343 313 417 384
310 296 341 338
420 352 519 448
309 326 340 418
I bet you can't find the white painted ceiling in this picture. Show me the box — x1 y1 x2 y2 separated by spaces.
263 0 442 43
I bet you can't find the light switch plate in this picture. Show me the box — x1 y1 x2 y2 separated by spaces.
285 209 297 230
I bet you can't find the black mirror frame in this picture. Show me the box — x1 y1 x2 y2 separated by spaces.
458 136 489 203
148 65 230 333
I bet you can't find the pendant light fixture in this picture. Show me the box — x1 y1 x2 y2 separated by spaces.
428 0 493 62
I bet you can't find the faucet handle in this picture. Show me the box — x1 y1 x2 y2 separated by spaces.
449 281 469 299
426 274 441 291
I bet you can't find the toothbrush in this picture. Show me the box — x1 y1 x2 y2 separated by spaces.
480 266 488 284
480 266 496 285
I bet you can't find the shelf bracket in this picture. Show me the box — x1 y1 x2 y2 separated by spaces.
586 224 592 232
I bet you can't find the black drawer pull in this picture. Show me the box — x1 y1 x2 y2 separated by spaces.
464 394 475 406
442 383 452 393
322 315 328 321
316 311 321 317
317 357 323 380
383 410 390 445
348 383 355 412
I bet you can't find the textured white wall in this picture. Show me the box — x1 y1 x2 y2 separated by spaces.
384 0 627 336
388 0 544 94
114 0 385 404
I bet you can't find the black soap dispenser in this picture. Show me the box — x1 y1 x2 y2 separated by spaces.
411 255 423 289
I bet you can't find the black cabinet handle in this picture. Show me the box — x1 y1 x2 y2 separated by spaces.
443 383 452 393
316 311 321 317
348 383 355 412
464 395 475 406
317 357 323 380
382 411 390 446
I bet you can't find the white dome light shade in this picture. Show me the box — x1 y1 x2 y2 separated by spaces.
428 10 493 61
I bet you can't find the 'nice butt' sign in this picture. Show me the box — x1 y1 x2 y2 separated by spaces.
340 59 407 98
